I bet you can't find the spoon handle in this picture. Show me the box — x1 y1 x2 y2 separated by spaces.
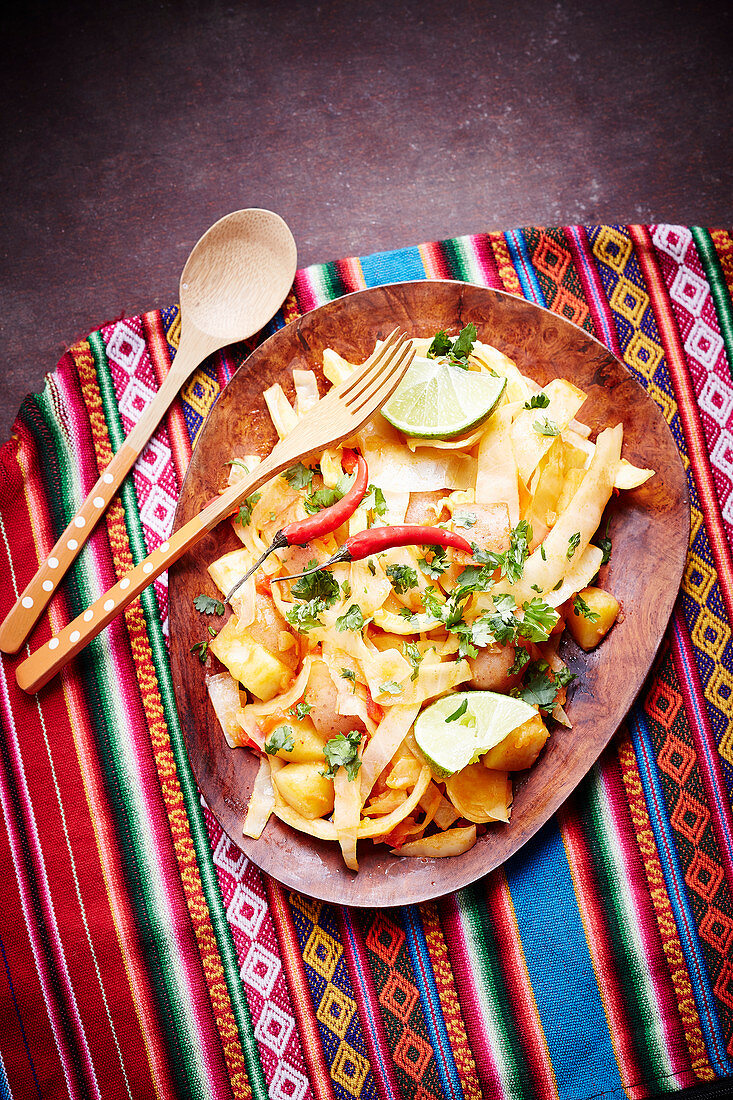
0 329 216 654
14 443 298 693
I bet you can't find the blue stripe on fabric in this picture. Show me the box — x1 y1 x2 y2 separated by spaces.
504 821 625 1100
359 246 427 287
0 927 40 1098
340 912 400 1100
504 230 545 305
402 907 464 1100
0 1049 11 1100
629 707 732 1074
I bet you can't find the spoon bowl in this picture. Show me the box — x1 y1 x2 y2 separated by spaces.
180 208 297 341
0 207 297 655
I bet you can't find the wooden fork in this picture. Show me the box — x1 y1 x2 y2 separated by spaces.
16 330 415 693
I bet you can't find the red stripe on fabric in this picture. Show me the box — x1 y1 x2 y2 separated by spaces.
468 233 505 289
339 910 402 1100
629 225 733 624
142 311 192 485
263 878 337 1100
559 799 646 1098
485 870 559 1100
671 608 733 888
292 269 320 315
420 241 452 281
335 257 367 292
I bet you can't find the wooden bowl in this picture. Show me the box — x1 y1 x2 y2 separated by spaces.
168 281 689 906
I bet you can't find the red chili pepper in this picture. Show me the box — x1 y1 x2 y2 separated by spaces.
273 524 473 581
226 451 369 602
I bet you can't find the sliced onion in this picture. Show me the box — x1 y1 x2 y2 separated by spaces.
243 755 275 838
391 824 477 857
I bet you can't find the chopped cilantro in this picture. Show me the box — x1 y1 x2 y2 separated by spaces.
402 641 423 681
190 625 218 663
341 579 352 599
595 535 612 565
427 323 477 368
504 520 532 584
567 532 581 560
573 593 600 622
454 512 477 528
386 563 418 594
341 668 357 691
193 594 225 616
427 330 453 358
418 544 448 578
524 392 550 410
540 543 547 560
446 699 468 722
322 730 362 780
367 559 377 576
265 726 295 754
508 646 531 675
379 681 402 696
533 417 560 437
483 592 518 644
336 604 365 632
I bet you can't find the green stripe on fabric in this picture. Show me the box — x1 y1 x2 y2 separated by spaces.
89 331 269 1100
692 227 733 383
457 885 533 1100
438 238 470 282
581 770 674 1087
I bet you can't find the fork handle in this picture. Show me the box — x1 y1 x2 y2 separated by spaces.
0 329 216 655
15 448 288 693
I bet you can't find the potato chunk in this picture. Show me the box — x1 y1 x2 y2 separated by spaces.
209 616 292 702
272 762 335 820
481 713 549 772
262 714 328 762
445 763 511 823
307 659 366 739
566 586 620 651
468 644 520 692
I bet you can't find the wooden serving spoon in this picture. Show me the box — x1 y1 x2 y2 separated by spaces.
0 208 297 654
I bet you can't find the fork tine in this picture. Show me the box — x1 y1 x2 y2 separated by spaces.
337 328 402 400
346 340 415 416
345 335 410 406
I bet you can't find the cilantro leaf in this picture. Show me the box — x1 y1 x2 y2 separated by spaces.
595 535 612 565
508 646 531 675
386 563 418 594
190 639 211 663
322 730 362 780
336 604 365 632
427 330 453 358
303 486 345 514
470 543 505 572
286 599 325 633
341 579 352 599
524 392 550 410
291 564 340 605
512 660 576 713
533 417 560 437
517 597 559 642
363 484 387 517
446 699 468 722
194 594 225 616
281 462 317 490
287 697 312 719
236 492 261 527
573 593 600 622
484 592 518 644
449 323 477 365
265 725 295 754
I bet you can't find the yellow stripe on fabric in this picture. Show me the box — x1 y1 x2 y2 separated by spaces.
420 901 483 1100
488 232 524 296
616 728 715 1082
74 340 252 1099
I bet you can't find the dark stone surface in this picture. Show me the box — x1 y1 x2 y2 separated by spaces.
1 0 731 440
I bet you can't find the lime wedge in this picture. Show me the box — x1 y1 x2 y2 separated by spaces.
382 355 506 439
414 691 537 779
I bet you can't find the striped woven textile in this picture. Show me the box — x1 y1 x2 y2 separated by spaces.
1 224 732 1100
